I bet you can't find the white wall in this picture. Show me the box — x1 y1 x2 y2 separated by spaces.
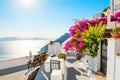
115 56 120 80
107 39 120 80
107 39 116 80
83 45 101 72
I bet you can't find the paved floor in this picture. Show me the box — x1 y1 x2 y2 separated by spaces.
66 56 90 80
0 69 27 80
0 65 27 80
94 72 106 80
66 53 107 80
0 53 105 80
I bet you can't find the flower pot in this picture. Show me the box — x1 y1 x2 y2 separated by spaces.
111 32 120 39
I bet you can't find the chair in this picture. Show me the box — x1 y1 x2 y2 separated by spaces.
33 54 40 67
26 67 40 80
40 52 47 63
43 52 47 61
50 59 60 72
40 53 44 64
27 54 40 70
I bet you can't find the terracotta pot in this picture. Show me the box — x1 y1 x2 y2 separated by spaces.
111 32 120 39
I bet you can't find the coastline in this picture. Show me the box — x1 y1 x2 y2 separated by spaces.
0 56 30 70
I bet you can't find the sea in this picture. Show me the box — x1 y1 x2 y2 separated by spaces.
0 40 49 60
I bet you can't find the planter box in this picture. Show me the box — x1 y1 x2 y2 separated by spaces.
111 33 120 39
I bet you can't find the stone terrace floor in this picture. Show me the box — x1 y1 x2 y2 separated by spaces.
66 56 90 80
0 54 106 80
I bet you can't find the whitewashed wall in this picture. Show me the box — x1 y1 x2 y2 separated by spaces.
107 39 120 80
86 45 101 72
115 56 120 80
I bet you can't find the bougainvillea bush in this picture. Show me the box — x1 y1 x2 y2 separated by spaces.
81 22 106 57
64 18 107 58
64 11 120 58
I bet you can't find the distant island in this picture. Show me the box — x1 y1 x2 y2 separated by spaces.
0 37 47 41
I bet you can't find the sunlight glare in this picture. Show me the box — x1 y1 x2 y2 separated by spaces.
19 0 35 8
13 0 39 9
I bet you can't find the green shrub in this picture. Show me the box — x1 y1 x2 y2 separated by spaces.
112 27 120 33
58 53 66 60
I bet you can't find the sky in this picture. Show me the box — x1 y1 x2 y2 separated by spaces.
0 0 109 39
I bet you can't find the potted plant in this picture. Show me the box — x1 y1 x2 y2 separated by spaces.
58 53 66 60
111 26 120 39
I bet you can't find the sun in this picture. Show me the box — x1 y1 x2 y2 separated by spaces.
20 0 35 8
14 0 38 9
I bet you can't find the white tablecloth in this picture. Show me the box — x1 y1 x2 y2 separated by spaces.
51 70 62 80
45 57 64 73
44 56 67 80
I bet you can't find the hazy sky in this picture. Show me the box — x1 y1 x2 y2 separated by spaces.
0 0 109 39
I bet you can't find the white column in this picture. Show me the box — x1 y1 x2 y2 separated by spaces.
115 55 120 80
107 38 120 80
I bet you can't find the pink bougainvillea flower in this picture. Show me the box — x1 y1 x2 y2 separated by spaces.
99 17 107 25
95 17 107 25
79 42 84 48
69 31 74 36
64 40 73 52
69 26 75 36
115 11 120 18
77 38 83 42
77 21 88 31
74 24 79 30
73 44 79 52
89 19 96 26
111 15 117 21
84 19 89 24
117 17 120 24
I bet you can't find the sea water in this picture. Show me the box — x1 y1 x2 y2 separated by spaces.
0 40 49 60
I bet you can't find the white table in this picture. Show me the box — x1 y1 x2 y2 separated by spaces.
44 56 67 80
45 56 65 73
51 70 62 80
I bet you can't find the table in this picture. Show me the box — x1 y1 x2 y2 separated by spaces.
51 70 62 80
44 56 67 80
45 56 65 74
